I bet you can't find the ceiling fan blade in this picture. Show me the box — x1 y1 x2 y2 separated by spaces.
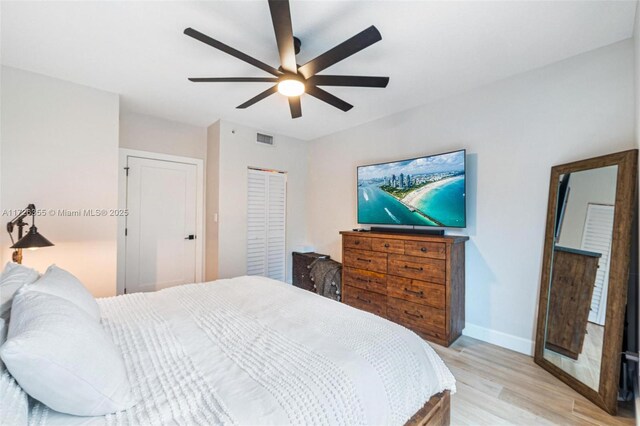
184 27 281 77
188 77 279 83
237 85 278 109
308 75 389 88
268 0 297 74
298 26 382 79
289 96 302 118
306 86 353 112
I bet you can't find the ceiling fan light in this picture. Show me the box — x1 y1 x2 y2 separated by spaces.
277 79 305 97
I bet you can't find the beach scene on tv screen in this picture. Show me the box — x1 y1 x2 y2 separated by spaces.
358 150 466 227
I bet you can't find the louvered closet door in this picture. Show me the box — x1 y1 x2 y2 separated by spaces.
247 169 287 281
581 203 615 326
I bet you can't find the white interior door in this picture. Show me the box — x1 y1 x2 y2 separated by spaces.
247 169 287 281
581 203 615 326
125 156 198 293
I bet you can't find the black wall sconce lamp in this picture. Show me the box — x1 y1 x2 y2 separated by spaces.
6 204 54 264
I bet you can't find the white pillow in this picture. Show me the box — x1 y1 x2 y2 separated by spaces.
22 265 100 322
0 262 39 319
0 318 6 370
0 317 6 346
0 291 136 416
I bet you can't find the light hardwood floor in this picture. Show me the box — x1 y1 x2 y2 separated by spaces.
431 336 634 425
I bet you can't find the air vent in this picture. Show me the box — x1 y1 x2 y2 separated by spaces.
256 133 274 146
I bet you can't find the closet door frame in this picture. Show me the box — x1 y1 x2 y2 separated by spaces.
117 149 205 295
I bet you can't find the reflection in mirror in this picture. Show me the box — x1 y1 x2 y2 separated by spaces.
543 165 618 391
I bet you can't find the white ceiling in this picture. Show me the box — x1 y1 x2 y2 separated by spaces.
1 1 636 141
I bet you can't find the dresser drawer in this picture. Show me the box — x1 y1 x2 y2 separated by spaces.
343 267 386 295
404 241 446 260
344 285 387 317
387 275 445 309
371 238 404 254
388 254 446 284
343 235 372 250
387 297 446 335
343 249 387 273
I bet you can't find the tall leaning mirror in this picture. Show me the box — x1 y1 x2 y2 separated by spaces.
535 149 637 414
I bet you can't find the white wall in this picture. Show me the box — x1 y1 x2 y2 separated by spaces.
1 67 120 297
557 166 618 249
205 120 220 281
216 120 308 283
306 40 635 355
119 111 206 159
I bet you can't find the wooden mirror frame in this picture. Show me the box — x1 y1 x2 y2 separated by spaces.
534 149 638 414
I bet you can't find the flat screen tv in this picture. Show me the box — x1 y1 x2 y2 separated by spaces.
357 149 466 228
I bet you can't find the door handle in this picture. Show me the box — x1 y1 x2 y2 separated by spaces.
185 235 196 240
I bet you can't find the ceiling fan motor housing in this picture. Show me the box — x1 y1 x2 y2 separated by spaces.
293 36 301 55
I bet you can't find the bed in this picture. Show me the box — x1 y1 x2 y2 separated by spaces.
16 275 455 425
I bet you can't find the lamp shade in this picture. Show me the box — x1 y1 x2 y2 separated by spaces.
11 226 54 249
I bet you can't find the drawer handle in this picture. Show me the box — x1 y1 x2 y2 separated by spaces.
357 258 372 263
356 277 371 283
354 240 360 245
384 243 390 248
404 265 424 271
420 247 428 252
404 288 424 297
356 296 372 304
404 310 423 319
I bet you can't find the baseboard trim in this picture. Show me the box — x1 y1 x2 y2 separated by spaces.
462 323 534 356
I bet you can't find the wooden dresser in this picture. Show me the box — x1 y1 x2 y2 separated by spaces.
545 246 601 359
340 231 468 346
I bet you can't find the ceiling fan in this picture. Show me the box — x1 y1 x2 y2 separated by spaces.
184 0 389 119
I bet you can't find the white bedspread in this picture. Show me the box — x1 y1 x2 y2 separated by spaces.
29 276 455 426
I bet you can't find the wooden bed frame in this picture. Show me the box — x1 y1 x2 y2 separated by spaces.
405 391 451 426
